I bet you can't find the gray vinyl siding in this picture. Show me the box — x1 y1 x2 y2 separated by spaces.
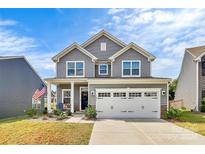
199 55 205 105
57 83 88 111
112 48 151 77
95 64 111 77
56 48 95 78
0 58 45 119
175 51 197 110
88 84 167 107
84 35 123 60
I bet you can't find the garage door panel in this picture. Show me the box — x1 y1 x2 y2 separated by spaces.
96 88 161 118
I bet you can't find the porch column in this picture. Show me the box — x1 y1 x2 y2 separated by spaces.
70 82 74 113
47 82 52 113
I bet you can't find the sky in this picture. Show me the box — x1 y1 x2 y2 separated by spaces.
0 8 205 79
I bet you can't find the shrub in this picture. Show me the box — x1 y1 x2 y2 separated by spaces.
67 109 72 116
25 108 37 117
165 107 182 119
84 105 97 119
201 98 205 112
201 105 205 112
53 109 62 116
42 107 48 115
56 112 67 120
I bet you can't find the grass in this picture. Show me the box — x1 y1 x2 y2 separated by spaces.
176 111 205 123
0 117 93 145
169 111 205 136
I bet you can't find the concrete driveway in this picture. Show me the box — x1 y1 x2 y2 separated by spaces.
89 119 205 145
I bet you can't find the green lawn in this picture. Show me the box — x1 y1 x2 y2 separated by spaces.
172 111 205 136
0 117 93 145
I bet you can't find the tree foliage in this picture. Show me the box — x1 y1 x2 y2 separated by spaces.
169 79 178 100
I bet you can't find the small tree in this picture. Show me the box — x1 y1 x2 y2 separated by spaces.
169 79 178 100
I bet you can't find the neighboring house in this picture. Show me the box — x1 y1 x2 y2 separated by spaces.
175 45 205 111
0 56 46 118
45 30 171 118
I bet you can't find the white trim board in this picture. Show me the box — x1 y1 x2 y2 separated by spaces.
52 43 97 62
109 42 156 62
81 30 126 48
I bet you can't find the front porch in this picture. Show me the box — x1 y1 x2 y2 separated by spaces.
45 78 89 113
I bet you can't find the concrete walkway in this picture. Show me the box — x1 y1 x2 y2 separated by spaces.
89 119 205 145
65 117 95 123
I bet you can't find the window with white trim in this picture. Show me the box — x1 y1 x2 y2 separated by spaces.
67 61 84 77
62 89 71 109
122 60 140 77
32 99 41 109
101 42 106 51
99 64 108 75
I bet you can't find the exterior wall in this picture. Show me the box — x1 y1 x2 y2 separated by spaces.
56 48 95 78
112 48 151 77
84 35 123 60
0 58 45 119
199 55 205 106
175 51 197 110
95 64 111 78
57 83 88 111
88 83 168 114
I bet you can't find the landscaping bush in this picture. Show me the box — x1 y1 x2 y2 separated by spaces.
67 109 72 116
25 108 38 117
165 107 182 119
84 105 97 119
56 112 67 120
42 107 48 115
200 98 205 112
53 109 62 116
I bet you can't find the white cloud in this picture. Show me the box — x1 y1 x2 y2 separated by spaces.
89 8 205 78
0 19 17 26
0 19 54 77
108 9 125 15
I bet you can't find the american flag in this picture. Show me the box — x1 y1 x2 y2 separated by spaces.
32 84 46 100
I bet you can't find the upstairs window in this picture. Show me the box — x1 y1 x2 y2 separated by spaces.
99 64 108 75
122 60 141 77
66 61 84 77
202 61 205 76
101 42 106 51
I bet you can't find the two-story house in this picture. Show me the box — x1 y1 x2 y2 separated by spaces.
0 56 46 118
175 45 205 111
45 30 170 118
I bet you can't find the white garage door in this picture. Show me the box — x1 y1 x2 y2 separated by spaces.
96 88 161 119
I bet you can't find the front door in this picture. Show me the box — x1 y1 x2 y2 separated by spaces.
80 87 88 110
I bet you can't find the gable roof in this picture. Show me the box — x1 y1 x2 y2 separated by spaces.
81 30 127 48
52 43 98 62
0 56 46 85
109 42 156 61
186 45 205 60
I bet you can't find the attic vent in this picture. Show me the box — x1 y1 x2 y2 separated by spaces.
101 42 106 51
